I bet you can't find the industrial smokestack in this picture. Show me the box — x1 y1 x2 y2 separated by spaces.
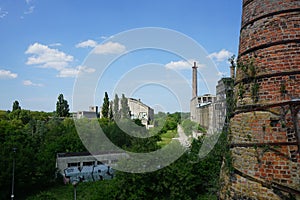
192 62 198 98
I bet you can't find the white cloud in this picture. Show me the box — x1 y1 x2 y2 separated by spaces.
100 35 114 40
0 8 8 19
25 42 73 70
23 80 43 87
78 66 96 73
165 60 204 70
57 66 96 78
49 43 62 47
0 69 18 79
25 43 96 78
76 39 98 48
93 42 126 55
24 6 34 14
208 49 233 62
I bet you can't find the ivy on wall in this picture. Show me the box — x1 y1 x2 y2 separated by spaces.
236 57 260 103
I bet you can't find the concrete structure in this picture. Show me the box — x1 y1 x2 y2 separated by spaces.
128 98 154 128
56 151 128 174
220 0 300 199
63 164 114 184
76 106 99 119
190 94 216 134
190 62 233 134
214 78 234 133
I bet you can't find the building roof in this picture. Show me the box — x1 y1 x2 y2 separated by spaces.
57 151 125 158
128 98 153 110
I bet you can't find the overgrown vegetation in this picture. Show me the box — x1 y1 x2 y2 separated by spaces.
2 97 227 199
236 56 260 103
27 131 227 200
181 119 206 136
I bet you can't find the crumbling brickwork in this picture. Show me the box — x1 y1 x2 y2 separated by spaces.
220 0 300 199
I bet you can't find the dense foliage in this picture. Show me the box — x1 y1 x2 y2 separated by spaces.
120 94 130 119
1 104 226 199
101 92 109 119
113 94 120 121
27 131 227 200
55 94 70 117
0 109 85 199
111 135 225 200
12 100 21 111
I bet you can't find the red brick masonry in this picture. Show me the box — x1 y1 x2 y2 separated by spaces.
220 0 300 199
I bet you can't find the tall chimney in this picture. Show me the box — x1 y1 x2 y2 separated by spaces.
192 62 198 98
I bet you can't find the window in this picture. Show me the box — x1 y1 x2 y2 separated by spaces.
67 162 80 167
83 161 95 166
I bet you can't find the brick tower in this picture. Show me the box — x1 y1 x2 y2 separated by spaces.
220 0 300 199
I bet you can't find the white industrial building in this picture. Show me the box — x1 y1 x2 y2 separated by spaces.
128 98 154 128
190 62 233 134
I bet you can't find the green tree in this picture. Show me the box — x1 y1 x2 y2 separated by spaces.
101 92 109 118
113 94 120 120
56 94 70 117
120 94 130 119
12 100 21 111
181 119 200 136
109 101 113 121
112 134 225 200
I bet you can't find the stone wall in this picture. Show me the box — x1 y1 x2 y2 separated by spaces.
220 0 300 199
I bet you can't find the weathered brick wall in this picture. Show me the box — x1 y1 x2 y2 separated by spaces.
220 0 300 199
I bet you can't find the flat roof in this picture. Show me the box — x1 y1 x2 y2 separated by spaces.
57 151 126 158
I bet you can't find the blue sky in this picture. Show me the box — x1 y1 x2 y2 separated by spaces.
0 0 242 113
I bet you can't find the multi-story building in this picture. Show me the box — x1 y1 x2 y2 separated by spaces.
128 98 154 128
75 98 154 128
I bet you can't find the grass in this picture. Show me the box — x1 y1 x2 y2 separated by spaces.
26 181 114 200
27 181 218 200
157 130 178 147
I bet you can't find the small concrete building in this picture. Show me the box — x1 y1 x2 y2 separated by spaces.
76 106 99 119
56 151 128 174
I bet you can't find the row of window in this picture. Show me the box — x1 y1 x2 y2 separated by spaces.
67 159 118 167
